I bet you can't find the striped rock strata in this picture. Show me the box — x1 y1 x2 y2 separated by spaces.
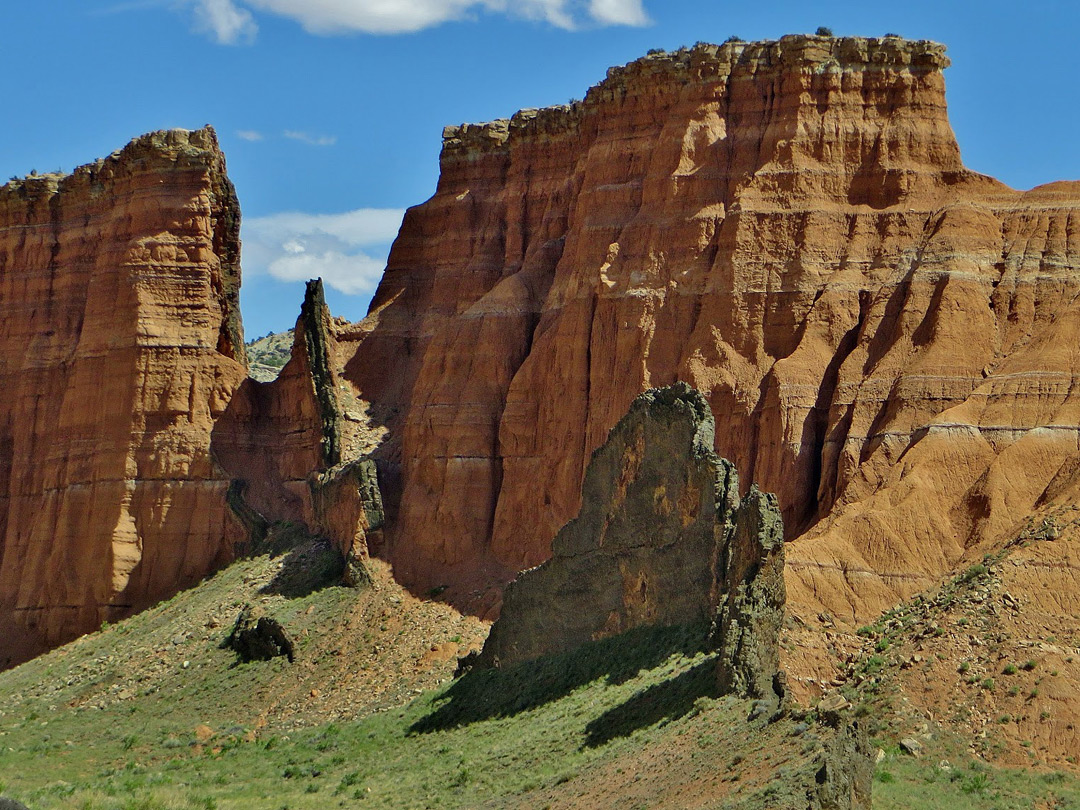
0 128 247 666
340 33 1080 638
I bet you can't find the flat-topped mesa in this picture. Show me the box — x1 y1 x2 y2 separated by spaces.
343 30 1080 671
2 127 246 365
0 126 250 667
346 33 986 613
439 34 958 179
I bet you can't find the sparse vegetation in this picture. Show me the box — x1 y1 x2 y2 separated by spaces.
959 563 988 583
815 26 834 37
0 610 849 810
245 329 294 380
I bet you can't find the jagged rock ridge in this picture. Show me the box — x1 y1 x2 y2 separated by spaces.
476 384 785 691
472 384 871 808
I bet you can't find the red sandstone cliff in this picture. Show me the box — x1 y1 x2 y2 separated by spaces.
341 34 1080 634
0 128 248 667
7 34 1080 702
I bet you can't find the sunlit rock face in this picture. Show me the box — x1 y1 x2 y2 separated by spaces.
475 384 785 686
343 34 1080 633
0 127 248 667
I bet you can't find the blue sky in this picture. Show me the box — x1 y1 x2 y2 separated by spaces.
3 0 1079 338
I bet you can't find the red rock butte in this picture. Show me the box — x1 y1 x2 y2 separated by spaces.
5 35 1080 688
0 128 247 666
346 33 1080 636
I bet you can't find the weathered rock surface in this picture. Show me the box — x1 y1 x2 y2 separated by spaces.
714 486 786 700
476 384 785 687
340 34 1080 639
227 603 295 662
0 128 248 667
812 716 874 810
213 279 385 579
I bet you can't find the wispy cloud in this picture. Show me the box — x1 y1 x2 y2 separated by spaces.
242 208 405 296
191 0 257 44
175 0 650 41
283 130 337 147
236 129 264 141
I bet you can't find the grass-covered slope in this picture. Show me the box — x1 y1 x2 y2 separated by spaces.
1 534 1078 809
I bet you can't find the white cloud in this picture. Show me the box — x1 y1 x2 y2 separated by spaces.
236 129 264 141
587 0 648 26
247 0 480 34
242 208 405 295
183 0 650 39
283 130 338 147
191 0 257 43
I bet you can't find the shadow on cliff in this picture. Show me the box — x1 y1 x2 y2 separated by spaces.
410 621 715 737
258 534 345 599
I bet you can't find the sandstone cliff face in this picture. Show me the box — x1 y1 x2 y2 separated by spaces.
0 128 248 666
344 34 1080 634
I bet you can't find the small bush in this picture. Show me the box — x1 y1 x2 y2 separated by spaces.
1022 660 1037 671
958 662 970 674
815 26 834 36
961 772 989 795
1003 664 1017 675
862 655 886 675
980 678 995 691
960 564 988 583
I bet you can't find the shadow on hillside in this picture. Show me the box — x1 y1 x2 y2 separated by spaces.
410 621 713 736
583 656 718 747
258 530 345 599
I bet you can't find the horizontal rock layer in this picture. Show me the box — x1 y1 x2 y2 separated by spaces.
0 128 248 666
342 34 1080 628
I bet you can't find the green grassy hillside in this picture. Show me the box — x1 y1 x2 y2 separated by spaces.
1 545 1078 809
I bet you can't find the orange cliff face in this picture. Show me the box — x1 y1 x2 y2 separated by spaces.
0 128 249 667
342 34 1080 625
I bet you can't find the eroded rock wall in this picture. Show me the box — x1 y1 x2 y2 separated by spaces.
343 34 1080 632
212 279 385 577
0 128 248 666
